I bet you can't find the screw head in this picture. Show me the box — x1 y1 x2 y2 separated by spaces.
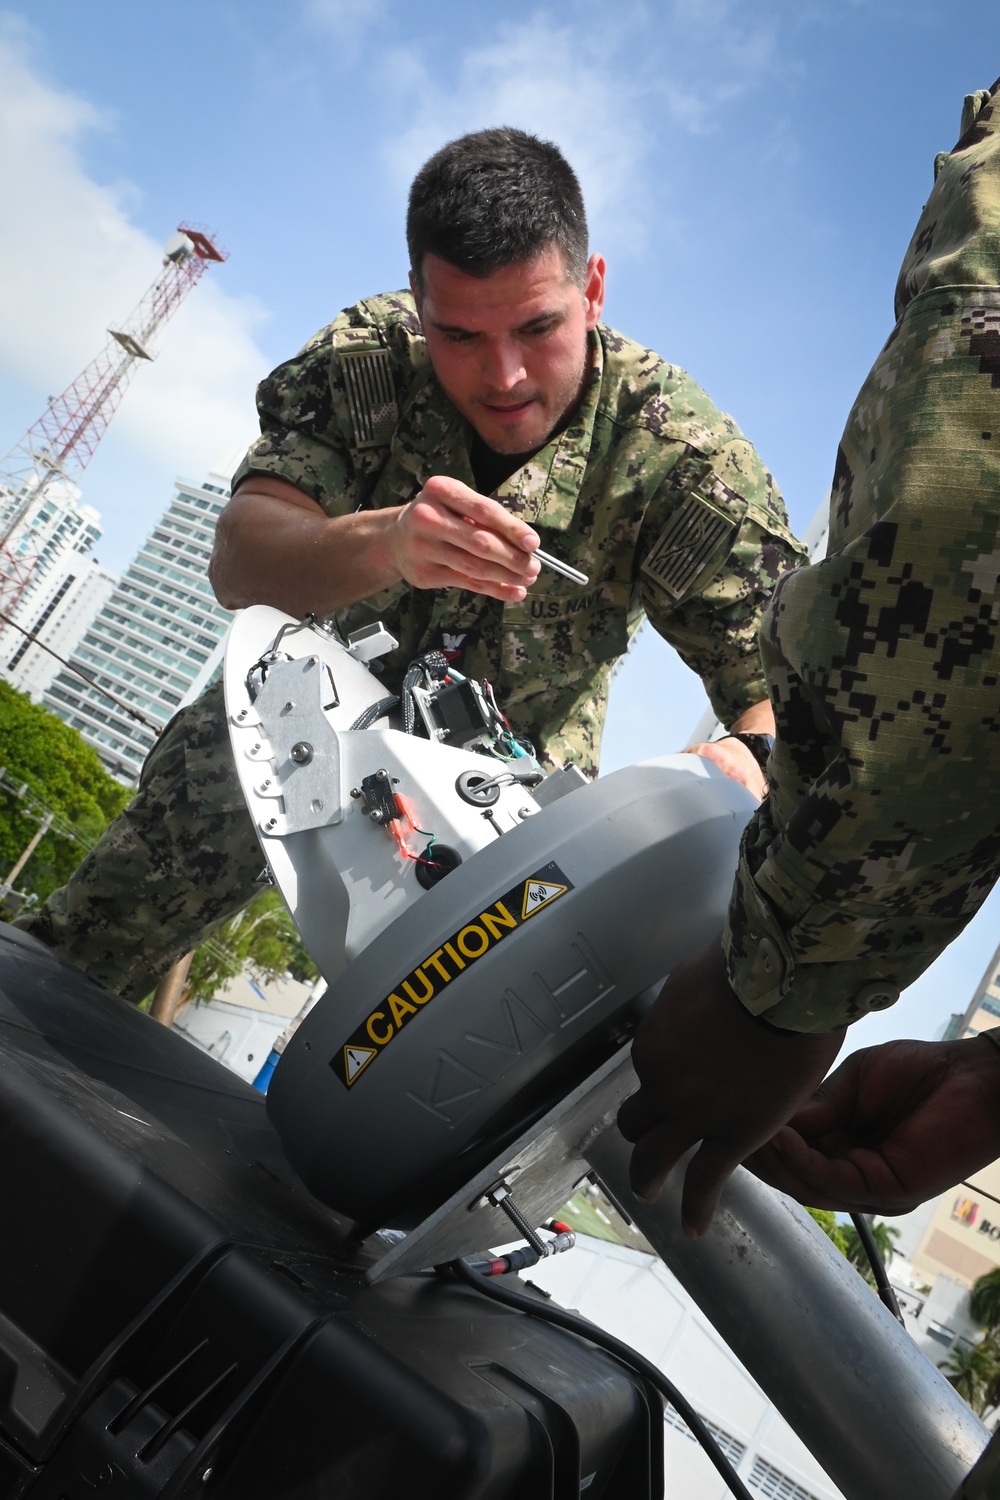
290 741 313 764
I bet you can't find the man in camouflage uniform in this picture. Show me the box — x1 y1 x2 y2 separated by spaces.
18 127 805 1001
621 80 1000 1232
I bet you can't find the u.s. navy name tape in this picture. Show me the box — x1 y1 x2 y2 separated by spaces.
333 862 573 1088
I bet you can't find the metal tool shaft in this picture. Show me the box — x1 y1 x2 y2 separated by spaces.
533 548 589 586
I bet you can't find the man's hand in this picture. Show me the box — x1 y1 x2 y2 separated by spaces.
685 737 766 799
617 938 844 1236
390 476 541 601
683 700 774 800
747 1037 1000 1215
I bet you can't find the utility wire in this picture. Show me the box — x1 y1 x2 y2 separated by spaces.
0 606 161 733
451 1257 754 1500
0 767 92 851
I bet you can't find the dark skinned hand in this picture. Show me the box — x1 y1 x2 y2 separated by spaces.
746 1036 1000 1215
617 937 845 1236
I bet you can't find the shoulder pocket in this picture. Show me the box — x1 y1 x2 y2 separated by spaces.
640 483 739 602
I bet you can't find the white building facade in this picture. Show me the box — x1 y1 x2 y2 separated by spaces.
1 553 118 700
174 972 318 1086
0 477 111 698
43 471 233 782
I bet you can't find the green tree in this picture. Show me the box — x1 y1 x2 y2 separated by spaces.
182 886 317 1007
0 681 130 902
971 1266 1000 1332
944 1266 1000 1421
840 1219 900 1289
943 1334 1000 1417
806 1206 848 1254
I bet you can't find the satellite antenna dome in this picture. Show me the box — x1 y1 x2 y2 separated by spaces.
162 231 195 265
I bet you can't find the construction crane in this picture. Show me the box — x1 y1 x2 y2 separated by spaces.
0 225 227 617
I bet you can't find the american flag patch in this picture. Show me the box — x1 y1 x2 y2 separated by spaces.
640 489 736 599
341 349 398 449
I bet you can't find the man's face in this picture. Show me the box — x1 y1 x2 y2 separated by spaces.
412 245 606 455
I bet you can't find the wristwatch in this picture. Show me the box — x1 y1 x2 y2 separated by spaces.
724 732 774 777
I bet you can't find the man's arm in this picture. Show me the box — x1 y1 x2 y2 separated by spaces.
618 81 1000 1234
209 473 542 614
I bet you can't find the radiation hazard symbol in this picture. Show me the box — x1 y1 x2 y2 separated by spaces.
521 877 568 920
343 1045 377 1084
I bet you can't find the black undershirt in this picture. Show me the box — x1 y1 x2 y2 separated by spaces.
469 433 539 497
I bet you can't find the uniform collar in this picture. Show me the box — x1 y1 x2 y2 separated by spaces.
495 330 603 533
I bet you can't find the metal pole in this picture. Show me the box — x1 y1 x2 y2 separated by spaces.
4 812 53 888
585 1127 989 1500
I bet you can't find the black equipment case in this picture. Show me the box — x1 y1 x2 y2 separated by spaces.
0 925 663 1499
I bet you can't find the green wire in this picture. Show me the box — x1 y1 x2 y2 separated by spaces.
413 827 437 864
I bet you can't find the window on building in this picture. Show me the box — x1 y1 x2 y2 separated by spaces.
747 1456 823 1500
925 1322 957 1347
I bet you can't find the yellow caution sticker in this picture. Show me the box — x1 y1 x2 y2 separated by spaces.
332 861 573 1088
343 1045 377 1084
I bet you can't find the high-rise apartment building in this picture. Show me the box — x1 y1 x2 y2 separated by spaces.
944 942 1000 1042
1 553 118 701
0 478 109 696
44 471 234 782
0 476 103 601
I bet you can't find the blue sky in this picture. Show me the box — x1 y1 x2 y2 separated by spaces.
2 0 1000 1048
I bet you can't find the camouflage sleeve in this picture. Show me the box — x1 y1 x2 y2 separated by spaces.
724 78 1000 1033
230 298 408 514
637 437 807 726
231 323 356 513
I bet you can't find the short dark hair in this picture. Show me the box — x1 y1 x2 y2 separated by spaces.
407 127 588 293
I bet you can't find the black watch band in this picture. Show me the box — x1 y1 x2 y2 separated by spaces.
724 732 774 774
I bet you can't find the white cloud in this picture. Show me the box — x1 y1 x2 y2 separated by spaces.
302 0 386 49
0 20 266 496
379 4 786 264
382 17 652 260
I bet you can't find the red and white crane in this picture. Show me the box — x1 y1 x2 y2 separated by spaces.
0 224 227 617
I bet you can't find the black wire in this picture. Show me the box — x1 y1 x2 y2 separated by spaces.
451 1257 754 1500
349 696 400 731
850 1213 904 1324
0 606 161 733
401 663 421 734
465 767 545 793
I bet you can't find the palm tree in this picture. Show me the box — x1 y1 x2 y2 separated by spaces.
971 1267 1000 1332
943 1335 1000 1417
840 1219 900 1289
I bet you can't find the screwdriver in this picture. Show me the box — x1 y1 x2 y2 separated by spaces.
531 548 589 587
